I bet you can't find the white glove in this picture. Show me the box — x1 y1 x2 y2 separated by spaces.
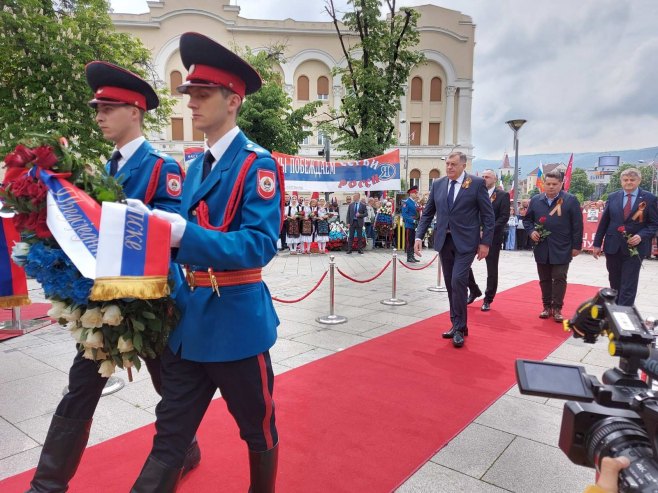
125 198 152 216
152 209 187 248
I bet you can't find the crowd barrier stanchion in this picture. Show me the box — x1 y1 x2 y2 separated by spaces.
316 255 348 325
381 249 407 306
427 253 448 293
0 306 52 335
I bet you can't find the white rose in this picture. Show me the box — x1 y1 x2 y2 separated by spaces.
47 301 66 319
117 335 134 353
61 306 82 322
70 327 84 343
65 321 78 331
84 329 104 349
101 305 123 326
11 242 30 267
82 347 94 360
98 360 116 378
80 307 103 329
122 358 134 369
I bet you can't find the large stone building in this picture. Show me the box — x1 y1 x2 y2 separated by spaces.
111 0 475 192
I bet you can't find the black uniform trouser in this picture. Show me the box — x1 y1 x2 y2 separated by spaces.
151 347 277 468
467 240 502 303
279 220 288 249
441 234 475 331
347 220 363 251
405 227 416 257
56 351 163 420
606 251 642 306
536 262 570 310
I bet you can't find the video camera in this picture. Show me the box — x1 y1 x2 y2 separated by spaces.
515 288 658 492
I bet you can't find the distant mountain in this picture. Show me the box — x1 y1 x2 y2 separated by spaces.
472 146 658 178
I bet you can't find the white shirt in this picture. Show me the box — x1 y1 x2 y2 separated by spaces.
488 187 495 198
448 171 466 203
205 126 241 171
115 135 145 171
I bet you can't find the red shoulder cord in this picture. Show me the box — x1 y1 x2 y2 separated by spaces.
144 158 186 206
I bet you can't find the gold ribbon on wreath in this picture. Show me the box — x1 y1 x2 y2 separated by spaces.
549 198 563 217
631 201 646 222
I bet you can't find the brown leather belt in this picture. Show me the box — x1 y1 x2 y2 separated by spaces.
186 268 262 295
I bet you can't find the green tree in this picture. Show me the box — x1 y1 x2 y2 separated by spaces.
0 0 173 163
236 47 320 154
605 163 654 194
323 0 425 159
567 168 594 200
528 187 540 198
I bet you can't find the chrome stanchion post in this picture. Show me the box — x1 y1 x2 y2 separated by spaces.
0 305 52 334
316 255 347 325
428 253 447 292
381 248 407 306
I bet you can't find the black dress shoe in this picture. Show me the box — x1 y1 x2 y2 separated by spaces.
442 326 468 339
467 290 482 305
481 301 491 312
358 250 364 254
452 330 465 348
346 250 352 254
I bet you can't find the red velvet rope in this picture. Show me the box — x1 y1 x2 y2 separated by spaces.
336 260 392 283
397 253 439 271
271 271 328 303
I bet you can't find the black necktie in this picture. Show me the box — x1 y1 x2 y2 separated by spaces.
108 150 121 177
202 150 214 181
447 180 457 209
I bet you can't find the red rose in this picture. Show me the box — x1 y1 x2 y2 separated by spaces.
27 180 48 207
4 145 36 168
539 216 547 224
7 174 33 197
617 226 625 233
34 208 52 238
33 145 59 169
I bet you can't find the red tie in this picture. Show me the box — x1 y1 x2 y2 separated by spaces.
623 193 632 220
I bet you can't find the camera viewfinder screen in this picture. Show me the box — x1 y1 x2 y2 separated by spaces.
517 361 593 399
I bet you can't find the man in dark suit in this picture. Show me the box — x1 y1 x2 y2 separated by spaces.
592 167 658 305
415 152 495 348
346 192 367 254
467 169 511 311
523 170 583 322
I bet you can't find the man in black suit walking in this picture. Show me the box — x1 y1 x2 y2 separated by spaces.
415 152 495 348
592 167 658 305
523 170 583 322
346 192 367 254
467 169 511 311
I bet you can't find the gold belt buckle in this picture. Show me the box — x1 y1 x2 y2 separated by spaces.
208 268 220 297
187 270 196 291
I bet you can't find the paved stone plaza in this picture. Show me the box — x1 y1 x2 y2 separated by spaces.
1 248 656 492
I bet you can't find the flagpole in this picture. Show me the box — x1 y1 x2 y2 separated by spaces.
506 119 527 216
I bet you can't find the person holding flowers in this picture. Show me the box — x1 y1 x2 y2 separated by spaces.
523 170 583 322
592 167 658 305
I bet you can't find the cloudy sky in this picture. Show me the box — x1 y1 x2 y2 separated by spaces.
110 0 658 160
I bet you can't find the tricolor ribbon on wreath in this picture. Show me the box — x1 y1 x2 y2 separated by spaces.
0 215 30 308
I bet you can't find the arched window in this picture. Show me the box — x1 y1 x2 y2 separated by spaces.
410 77 423 101
297 75 309 101
170 70 182 95
317 76 329 100
429 169 440 190
430 77 442 102
410 169 421 190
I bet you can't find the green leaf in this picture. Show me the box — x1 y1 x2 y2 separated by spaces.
133 331 143 352
132 319 145 332
142 311 156 319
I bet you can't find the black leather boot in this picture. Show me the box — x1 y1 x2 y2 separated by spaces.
26 415 92 493
248 444 278 493
130 455 181 493
181 437 201 478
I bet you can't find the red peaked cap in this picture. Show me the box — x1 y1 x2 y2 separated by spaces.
85 61 159 111
177 32 262 98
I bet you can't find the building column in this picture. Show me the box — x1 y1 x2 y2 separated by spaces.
332 85 343 110
284 83 294 99
456 86 473 147
399 83 408 141
444 86 457 146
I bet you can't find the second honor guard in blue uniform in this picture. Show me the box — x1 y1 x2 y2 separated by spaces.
25 63 196 493
130 33 283 492
402 186 420 262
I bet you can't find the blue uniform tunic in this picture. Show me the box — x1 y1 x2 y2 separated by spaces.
401 196 418 229
169 130 281 362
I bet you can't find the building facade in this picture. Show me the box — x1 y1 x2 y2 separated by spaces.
110 0 476 192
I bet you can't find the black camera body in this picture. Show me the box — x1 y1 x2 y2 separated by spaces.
515 288 658 492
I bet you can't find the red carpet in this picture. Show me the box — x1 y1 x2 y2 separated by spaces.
0 282 599 492
0 303 52 341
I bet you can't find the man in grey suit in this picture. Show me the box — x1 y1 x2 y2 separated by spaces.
346 192 367 254
415 152 495 348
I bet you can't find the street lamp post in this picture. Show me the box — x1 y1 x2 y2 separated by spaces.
400 119 410 187
506 119 527 217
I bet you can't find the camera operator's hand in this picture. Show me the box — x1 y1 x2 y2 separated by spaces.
592 246 601 259
585 456 630 493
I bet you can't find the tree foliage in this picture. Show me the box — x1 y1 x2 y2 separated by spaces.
0 0 173 163
606 163 655 194
567 168 595 200
323 0 424 159
236 47 320 154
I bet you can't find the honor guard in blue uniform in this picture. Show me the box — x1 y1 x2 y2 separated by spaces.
129 33 283 492
25 62 197 493
402 186 420 262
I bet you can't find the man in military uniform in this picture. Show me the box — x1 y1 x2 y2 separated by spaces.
402 186 420 262
129 33 282 492
26 62 196 493
523 170 583 322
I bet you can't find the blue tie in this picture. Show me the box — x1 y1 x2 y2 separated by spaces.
201 150 214 181
447 180 457 209
108 150 121 177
